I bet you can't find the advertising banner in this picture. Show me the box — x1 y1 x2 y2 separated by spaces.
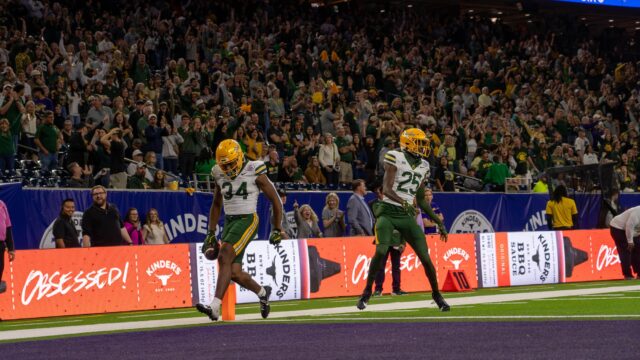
476 229 623 288
0 245 192 320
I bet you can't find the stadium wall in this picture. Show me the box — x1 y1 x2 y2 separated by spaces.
3 183 640 250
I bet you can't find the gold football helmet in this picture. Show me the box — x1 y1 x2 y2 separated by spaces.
216 139 244 178
399 128 431 158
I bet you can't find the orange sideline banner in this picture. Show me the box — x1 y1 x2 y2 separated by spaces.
475 229 624 288
0 245 192 320
306 233 478 298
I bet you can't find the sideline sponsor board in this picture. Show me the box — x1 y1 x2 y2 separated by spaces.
0 245 192 320
476 229 623 287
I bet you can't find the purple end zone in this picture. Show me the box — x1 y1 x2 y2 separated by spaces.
1 321 638 359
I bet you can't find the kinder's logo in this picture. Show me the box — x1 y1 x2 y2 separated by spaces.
146 260 182 290
442 247 470 269
523 210 548 232
450 210 494 234
39 211 84 249
596 244 620 271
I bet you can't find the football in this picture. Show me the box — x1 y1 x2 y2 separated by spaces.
204 242 220 261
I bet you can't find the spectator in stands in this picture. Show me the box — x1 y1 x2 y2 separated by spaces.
178 114 197 178
52 199 80 248
0 119 15 172
86 95 113 131
293 201 322 238
532 173 550 194
335 126 355 184
304 156 327 185
67 162 95 188
280 157 307 184
434 156 455 192
0 199 14 294
265 146 281 182
483 153 511 192
34 111 61 171
81 185 132 247
352 133 368 181
422 188 444 234
127 162 149 189
319 133 340 185
143 151 157 182
161 120 183 176
142 208 169 245
20 101 37 155
144 114 168 170
124 208 143 246
149 170 168 190
322 192 345 238
347 179 374 236
609 206 640 279
101 128 127 189
68 124 89 167
127 149 144 176
545 185 578 230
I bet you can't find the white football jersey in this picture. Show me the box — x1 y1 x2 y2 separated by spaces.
211 160 267 215
381 150 430 207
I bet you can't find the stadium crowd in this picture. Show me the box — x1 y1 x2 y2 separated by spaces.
1 0 639 192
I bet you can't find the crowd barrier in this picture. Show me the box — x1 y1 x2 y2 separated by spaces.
3 182 640 250
0 230 623 320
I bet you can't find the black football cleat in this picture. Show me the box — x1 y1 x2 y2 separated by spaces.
259 286 272 319
432 292 450 312
196 303 219 321
356 290 372 310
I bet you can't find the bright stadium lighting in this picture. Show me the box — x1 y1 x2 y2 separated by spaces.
490 17 498 23
609 19 614 22
497 11 503 15
525 13 530 17
407 4 413 8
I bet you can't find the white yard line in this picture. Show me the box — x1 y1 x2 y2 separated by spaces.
1 284 639 341
118 311 198 319
5 320 83 327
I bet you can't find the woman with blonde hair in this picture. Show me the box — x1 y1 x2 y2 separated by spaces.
293 202 322 238
142 208 170 245
322 192 345 237
304 156 327 185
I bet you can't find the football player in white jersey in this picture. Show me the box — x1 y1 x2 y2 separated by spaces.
196 139 285 321
357 128 450 311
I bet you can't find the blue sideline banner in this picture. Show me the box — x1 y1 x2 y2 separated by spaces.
5 183 640 250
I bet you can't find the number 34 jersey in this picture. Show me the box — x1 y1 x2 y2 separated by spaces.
211 160 267 215
381 150 430 207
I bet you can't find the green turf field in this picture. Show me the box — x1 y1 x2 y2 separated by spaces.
1 280 639 342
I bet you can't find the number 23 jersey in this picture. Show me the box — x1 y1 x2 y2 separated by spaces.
381 150 430 207
211 160 267 215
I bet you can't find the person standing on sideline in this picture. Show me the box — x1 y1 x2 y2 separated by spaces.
368 182 406 296
124 208 143 245
322 192 345 238
545 185 578 230
142 208 170 244
347 179 374 236
422 188 444 234
0 199 15 294
196 139 284 321
53 199 80 248
81 185 132 247
356 128 449 311
609 206 640 279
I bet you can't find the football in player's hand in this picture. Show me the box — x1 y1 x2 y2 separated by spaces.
204 241 220 260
